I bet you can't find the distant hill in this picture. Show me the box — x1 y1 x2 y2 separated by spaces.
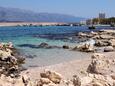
0 7 86 23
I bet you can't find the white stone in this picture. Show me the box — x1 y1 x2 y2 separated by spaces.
81 76 92 85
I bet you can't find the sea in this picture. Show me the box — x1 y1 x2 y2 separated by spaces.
0 26 113 68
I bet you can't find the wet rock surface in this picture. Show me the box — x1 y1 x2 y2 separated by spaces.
74 30 115 53
18 42 62 49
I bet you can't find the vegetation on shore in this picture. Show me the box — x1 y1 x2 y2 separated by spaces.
92 17 115 25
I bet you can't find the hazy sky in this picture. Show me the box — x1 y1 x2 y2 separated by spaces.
0 0 114 18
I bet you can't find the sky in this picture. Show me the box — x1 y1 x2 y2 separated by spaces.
0 0 114 18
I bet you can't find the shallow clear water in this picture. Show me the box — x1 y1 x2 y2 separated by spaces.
0 26 112 68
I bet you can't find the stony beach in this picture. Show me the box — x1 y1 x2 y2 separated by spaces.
0 0 115 85
0 29 115 86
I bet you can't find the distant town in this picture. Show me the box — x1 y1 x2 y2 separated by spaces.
80 13 115 27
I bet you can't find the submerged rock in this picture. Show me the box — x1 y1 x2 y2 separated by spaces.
38 43 61 49
18 43 62 49
38 43 50 48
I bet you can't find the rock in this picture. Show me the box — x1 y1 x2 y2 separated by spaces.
63 80 73 86
91 79 111 86
40 72 48 78
99 30 115 34
81 76 92 85
0 42 25 77
22 74 31 86
105 75 114 86
93 74 105 81
109 39 115 47
0 50 12 60
63 45 69 49
90 31 98 35
100 35 115 39
95 40 111 47
0 74 27 86
88 73 94 78
92 81 104 86
40 78 51 84
72 74 93 86
111 75 115 80
38 43 61 49
47 72 62 84
72 75 81 86
93 35 100 39
78 32 87 37
38 43 50 48
104 46 114 52
74 43 95 52
40 70 62 84
46 83 58 86
0 56 20 77
87 53 109 74
72 46 78 51
91 53 105 59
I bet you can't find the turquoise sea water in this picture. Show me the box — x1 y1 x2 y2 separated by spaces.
0 26 112 68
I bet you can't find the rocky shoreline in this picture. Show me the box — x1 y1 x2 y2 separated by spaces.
0 29 115 86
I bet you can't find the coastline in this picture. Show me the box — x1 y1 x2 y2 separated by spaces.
20 29 115 85
0 22 66 27
22 51 115 83
0 29 115 85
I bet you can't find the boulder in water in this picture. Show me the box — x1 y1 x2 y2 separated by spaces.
38 43 49 48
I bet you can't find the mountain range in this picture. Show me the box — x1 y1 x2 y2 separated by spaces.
0 7 86 23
